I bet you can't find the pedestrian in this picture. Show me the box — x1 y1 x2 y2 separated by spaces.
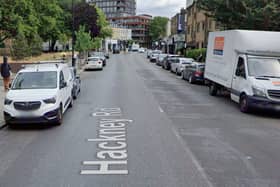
1 56 11 91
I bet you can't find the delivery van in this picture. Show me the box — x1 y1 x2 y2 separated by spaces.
205 30 280 113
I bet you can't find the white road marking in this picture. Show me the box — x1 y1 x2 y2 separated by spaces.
158 106 164 113
170 126 215 187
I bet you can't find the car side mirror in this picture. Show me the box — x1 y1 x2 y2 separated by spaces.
76 76 80 79
60 81 67 89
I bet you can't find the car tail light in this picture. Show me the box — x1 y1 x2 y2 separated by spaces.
195 71 203 77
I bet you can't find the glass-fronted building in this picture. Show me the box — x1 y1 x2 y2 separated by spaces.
87 0 136 19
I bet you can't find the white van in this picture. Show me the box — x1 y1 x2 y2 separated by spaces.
205 30 280 113
4 62 74 125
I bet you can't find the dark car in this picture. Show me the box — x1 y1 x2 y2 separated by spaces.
113 47 120 54
182 62 205 84
162 55 180 70
70 68 81 99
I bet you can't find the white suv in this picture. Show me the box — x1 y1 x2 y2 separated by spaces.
4 62 74 126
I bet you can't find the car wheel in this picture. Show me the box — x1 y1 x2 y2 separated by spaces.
181 71 184 79
209 83 218 96
240 94 250 113
188 75 194 84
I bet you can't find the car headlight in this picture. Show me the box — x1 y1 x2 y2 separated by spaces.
4 98 13 105
252 86 266 97
43 97 56 104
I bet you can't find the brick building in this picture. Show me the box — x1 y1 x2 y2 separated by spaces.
185 0 219 49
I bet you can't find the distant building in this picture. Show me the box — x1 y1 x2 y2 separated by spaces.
111 14 153 47
87 0 136 19
185 0 220 49
170 8 186 54
112 27 132 41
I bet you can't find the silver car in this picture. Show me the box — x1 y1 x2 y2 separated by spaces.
170 57 194 75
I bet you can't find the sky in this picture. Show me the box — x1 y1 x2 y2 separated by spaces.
137 0 186 18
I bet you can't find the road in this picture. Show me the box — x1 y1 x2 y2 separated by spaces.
0 53 280 187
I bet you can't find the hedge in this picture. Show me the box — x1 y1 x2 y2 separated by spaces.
185 48 207 62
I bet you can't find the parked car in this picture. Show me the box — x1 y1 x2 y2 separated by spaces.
85 57 103 71
139 48 145 53
156 54 168 66
105 52 110 59
70 67 81 99
150 50 162 62
147 50 153 58
162 55 180 70
89 52 106 66
182 62 205 84
4 62 74 126
113 47 120 54
170 57 194 75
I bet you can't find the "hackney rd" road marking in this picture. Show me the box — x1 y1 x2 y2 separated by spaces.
81 108 133 175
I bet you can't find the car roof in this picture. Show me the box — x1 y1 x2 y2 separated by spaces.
20 62 67 72
88 56 101 60
178 57 194 61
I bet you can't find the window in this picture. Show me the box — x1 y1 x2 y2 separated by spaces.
59 71 65 88
12 71 57 90
236 57 246 78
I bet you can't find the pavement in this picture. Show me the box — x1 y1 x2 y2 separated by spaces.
0 84 5 128
0 53 279 187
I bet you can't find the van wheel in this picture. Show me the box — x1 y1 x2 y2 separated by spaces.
209 83 218 96
240 94 250 113
56 106 63 126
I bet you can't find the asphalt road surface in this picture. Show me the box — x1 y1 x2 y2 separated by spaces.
0 53 280 187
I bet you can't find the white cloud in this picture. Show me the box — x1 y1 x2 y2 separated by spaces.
137 0 186 18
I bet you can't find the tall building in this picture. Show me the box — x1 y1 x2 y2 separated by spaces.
87 0 136 19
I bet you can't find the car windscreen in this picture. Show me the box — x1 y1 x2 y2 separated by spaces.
247 58 280 77
197 65 205 72
181 60 192 64
12 71 57 90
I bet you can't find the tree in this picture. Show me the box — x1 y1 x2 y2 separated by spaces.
96 7 113 39
11 33 30 60
32 0 67 51
75 26 94 53
198 0 280 31
0 0 39 43
149 17 169 41
73 2 99 38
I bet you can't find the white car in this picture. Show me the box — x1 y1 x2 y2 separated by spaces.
85 57 103 70
138 48 145 53
4 63 74 126
170 57 194 75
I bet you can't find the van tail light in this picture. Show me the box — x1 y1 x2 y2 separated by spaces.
195 71 203 77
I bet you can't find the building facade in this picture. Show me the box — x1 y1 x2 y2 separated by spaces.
111 14 152 47
87 0 136 19
169 8 186 54
185 0 219 49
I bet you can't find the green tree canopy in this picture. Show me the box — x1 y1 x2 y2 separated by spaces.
96 7 112 39
198 0 280 31
75 25 94 52
149 17 169 41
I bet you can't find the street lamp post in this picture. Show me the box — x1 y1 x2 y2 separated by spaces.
71 0 75 67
